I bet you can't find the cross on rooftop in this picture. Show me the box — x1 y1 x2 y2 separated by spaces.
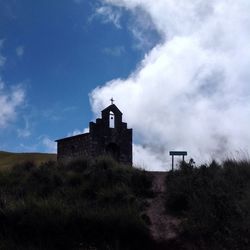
110 97 115 105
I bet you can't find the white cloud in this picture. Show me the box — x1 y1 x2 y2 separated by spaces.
95 6 122 28
133 144 167 171
67 128 89 137
20 135 57 153
102 46 125 56
0 41 25 129
18 129 31 138
0 39 6 67
42 137 57 153
0 80 25 128
17 117 31 138
127 8 161 51
91 0 250 170
0 54 6 67
0 78 4 89
16 46 24 57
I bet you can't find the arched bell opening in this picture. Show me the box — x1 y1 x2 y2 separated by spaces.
109 111 115 128
105 143 120 161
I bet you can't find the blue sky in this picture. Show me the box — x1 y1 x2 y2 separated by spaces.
1 0 250 170
0 0 159 153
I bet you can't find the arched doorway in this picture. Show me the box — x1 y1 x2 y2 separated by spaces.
105 143 120 161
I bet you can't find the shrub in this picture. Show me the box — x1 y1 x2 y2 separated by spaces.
165 159 250 250
0 158 153 249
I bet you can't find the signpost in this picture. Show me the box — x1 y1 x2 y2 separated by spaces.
169 151 187 171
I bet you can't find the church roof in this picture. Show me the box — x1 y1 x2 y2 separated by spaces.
55 132 89 142
101 104 123 115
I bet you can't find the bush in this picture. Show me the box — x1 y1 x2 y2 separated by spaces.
165 159 250 250
0 158 153 250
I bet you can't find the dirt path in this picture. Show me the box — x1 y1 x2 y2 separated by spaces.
146 172 181 242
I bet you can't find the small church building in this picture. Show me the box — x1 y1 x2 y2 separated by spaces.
56 102 133 165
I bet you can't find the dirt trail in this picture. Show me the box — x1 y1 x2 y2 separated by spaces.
146 172 181 242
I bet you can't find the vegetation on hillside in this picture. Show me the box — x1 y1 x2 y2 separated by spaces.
2 152 250 250
0 157 153 250
165 159 250 250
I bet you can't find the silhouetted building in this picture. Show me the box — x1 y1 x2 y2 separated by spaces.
56 103 133 165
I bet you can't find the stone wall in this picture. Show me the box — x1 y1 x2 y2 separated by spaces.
57 133 93 162
56 104 133 165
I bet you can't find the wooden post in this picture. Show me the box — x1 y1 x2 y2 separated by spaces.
172 155 174 171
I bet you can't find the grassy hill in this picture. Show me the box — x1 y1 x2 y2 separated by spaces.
0 157 154 250
1 154 250 249
165 159 250 250
0 151 56 170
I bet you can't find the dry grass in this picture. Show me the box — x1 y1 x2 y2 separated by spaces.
0 151 57 170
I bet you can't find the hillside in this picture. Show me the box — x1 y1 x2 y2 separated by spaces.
0 157 155 250
164 160 250 250
0 156 250 249
0 151 56 170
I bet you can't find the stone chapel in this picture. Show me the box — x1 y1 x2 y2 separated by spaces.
56 102 133 165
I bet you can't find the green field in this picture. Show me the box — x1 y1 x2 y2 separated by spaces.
0 151 57 170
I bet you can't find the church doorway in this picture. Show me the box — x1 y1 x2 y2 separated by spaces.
105 143 120 161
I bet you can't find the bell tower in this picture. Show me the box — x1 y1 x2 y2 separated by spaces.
56 99 133 166
89 101 133 165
